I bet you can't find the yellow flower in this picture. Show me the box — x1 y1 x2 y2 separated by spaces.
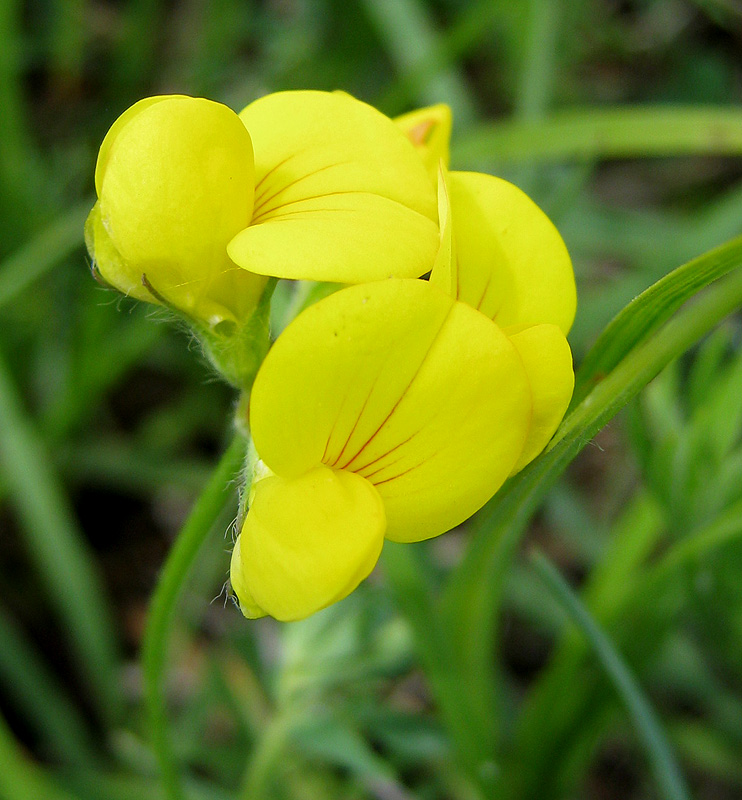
395 106 577 472
231 277 544 621
395 102 576 331
86 91 439 327
230 147 577 623
435 169 576 335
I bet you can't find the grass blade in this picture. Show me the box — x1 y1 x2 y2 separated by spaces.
142 435 245 800
375 0 505 113
67 770 235 800
382 542 490 788
0 346 122 725
574 234 742 405
509 0 561 195
647 496 742 587
515 0 560 121
0 605 97 766
508 493 742 796
453 105 742 166
48 0 88 84
0 712 76 800
0 0 47 237
0 202 89 309
530 550 691 800
360 0 478 123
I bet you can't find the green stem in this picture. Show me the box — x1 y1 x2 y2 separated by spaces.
452 105 742 166
142 435 246 800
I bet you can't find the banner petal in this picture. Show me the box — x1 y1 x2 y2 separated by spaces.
394 103 452 183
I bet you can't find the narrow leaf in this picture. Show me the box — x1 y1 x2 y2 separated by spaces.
0 606 97 766
574 234 742 405
0 203 89 308
530 550 691 800
360 0 477 123
0 713 76 800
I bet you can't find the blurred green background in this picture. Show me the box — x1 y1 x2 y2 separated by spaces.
1 1 742 798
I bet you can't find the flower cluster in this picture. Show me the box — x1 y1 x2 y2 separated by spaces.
87 91 576 622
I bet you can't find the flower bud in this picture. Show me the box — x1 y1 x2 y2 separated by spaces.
86 95 266 329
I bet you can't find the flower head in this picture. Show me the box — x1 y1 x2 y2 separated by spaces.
86 91 441 386
87 91 577 622
230 137 577 621
230 277 546 621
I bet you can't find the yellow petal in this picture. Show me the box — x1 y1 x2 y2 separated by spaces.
85 201 151 305
365 302 531 543
428 163 457 297
449 171 576 335
229 536 267 619
249 279 531 543
95 96 170 197
229 90 438 283
394 103 452 183
250 279 453 479
509 324 575 474
232 465 386 621
93 95 261 325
